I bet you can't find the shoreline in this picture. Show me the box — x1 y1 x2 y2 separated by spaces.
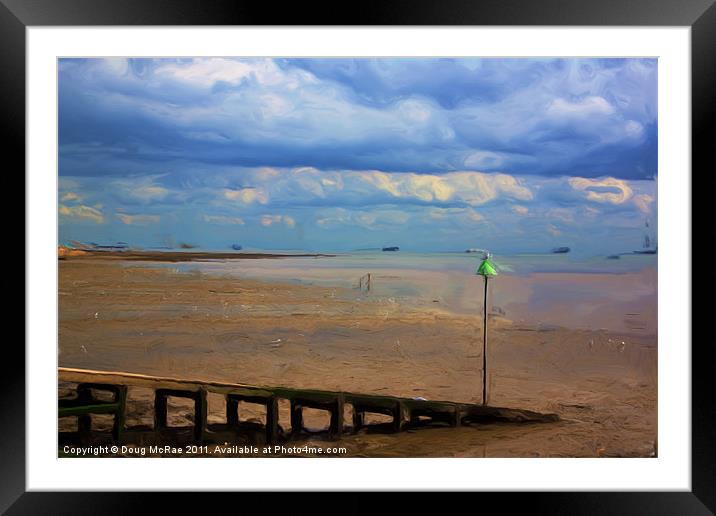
59 249 335 262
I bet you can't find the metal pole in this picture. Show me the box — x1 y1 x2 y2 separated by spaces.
483 275 488 406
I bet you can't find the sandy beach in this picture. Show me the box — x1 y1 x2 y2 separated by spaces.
58 255 657 457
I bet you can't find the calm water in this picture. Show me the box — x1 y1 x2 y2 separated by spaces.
155 249 657 274
134 251 657 333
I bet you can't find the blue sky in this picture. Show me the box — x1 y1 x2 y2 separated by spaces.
58 57 657 253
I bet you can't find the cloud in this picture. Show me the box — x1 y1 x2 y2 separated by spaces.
546 96 615 118
315 207 415 230
224 187 268 204
61 192 82 202
547 224 562 237
633 193 655 214
56 57 658 253
59 57 657 180
116 213 160 225
568 177 633 204
545 207 575 223
309 170 531 207
59 169 657 253
354 210 410 229
154 58 313 89
315 208 352 227
59 204 104 224
463 151 506 169
201 168 534 210
202 214 245 225
427 207 484 223
110 176 170 204
130 185 169 202
260 214 295 228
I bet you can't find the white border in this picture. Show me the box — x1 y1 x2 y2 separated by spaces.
27 27 691 491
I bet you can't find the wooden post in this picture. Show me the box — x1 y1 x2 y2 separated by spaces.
112 385 128 445
329 396 344 438
290 400 303 435
194 388 207 443
76 384 92 443
482 275 488 406
154 391 168 435
226 396 239 427
266 397 279 443
476 255 497 406
352 407 364 430
392 401 403 432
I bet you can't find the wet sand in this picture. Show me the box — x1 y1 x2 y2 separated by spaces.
58 258 657 457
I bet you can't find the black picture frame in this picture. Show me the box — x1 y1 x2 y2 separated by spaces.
7 0 709 513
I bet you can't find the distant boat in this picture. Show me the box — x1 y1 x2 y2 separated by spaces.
231 244 243 251
465 248 482 253
382 246 400 252
76 241 129 251
633 219 657 255
94 244 128 250
551 247 570 254
606 254 621 260
179 243 198 249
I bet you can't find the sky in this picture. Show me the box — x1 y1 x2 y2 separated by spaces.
58 57 658 254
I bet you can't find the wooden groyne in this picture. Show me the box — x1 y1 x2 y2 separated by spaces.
58 367 559 447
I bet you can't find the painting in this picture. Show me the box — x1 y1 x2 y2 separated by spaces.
57 57 657 458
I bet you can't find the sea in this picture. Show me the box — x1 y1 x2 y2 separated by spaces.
135 250 658 334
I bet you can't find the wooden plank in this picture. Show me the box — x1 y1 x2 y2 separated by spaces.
60 367 257 394
59 367 346 401
226 387 275 398
345 393 402 409
58 402 121 417
458 404 559 424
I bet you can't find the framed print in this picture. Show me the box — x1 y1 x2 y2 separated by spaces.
9 0 710 513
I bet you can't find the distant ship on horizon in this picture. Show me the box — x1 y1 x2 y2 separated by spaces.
382 246 400 252
633 219 657 255
69 240 129 251
551 246 570 254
